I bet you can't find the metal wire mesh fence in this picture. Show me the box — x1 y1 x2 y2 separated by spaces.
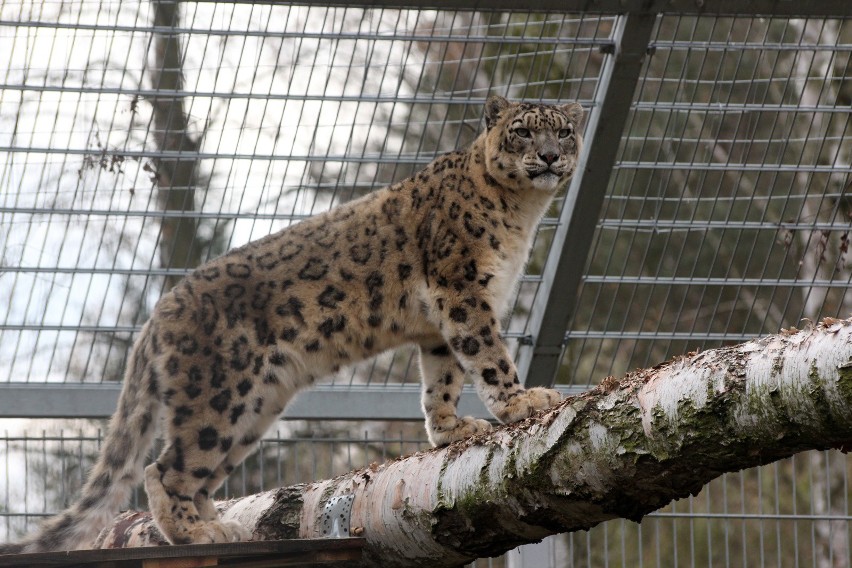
567 15 852 386
0 1 851 566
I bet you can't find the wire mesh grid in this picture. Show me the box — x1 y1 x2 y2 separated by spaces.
0 2 850 566
0 2 611 388
565 15 852 384
0 423 432 541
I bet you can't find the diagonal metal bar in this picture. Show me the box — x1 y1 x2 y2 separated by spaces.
517 13 658 388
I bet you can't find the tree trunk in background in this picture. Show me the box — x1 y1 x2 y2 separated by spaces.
149 0 204 291
95 319 852 567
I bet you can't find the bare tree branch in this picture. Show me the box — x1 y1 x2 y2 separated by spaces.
93 318 852 567
148 0 206 290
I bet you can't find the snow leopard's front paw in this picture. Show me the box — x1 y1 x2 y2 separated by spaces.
428 415 492 446
494 387 562 423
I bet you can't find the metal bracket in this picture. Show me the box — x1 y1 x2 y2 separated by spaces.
320 494 355 538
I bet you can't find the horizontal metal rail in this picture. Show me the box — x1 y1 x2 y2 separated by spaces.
0 19 616 46
1 0 846 16
631 102 852 113
7 207 846 232
3 268 846 289
0 329 764 341
564 331 764 341
6 510 852 522
649 40 852 51
0 431 429 445
192 1 852 17
0 208 315 221
6 87 848 115
0 383 586 420
647 512 852 521
0 146 442 164
580 276 852 288
0 325 532 338
3 154 844 173
0 267 545 284
0 208 563 226
616 162 852 173
597 219 852 232
0 85 600 104
0 325 141 333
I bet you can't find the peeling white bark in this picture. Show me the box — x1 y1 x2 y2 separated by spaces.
96 319 852 567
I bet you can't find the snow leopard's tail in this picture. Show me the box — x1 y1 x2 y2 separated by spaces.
0 324 161 555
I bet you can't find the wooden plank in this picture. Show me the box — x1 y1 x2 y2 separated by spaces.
142 558 217 568
0 539 364 568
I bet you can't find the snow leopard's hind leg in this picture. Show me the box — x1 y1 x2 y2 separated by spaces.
144 430 250 545
143 378 291 544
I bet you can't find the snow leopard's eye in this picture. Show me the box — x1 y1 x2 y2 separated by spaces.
514 128 531 138
558 127 572 138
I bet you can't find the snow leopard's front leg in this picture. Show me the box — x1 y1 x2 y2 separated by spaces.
429 290 562 426
418 340 491 446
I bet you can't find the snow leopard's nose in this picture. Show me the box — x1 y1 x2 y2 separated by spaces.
538 152 558 165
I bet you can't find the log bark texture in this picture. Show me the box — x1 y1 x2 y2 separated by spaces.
96 318 852 567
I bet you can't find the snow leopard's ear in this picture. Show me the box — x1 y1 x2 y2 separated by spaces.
561 102 585 130
485 95 510 130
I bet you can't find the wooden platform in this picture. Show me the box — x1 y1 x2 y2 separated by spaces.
0 538 365 567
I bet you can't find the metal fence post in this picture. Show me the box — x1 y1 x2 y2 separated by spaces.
516 13 658 388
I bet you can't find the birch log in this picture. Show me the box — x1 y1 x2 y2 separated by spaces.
96 318 852 567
